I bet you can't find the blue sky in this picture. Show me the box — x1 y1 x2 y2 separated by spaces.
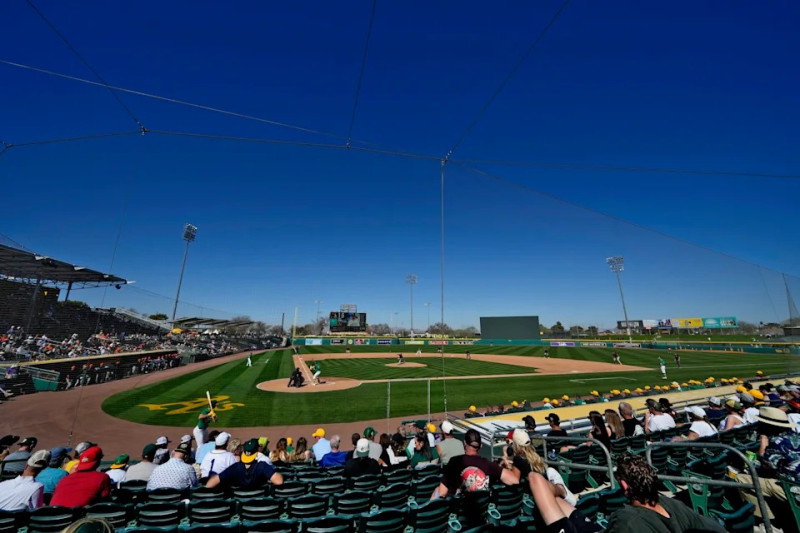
1 1 798 330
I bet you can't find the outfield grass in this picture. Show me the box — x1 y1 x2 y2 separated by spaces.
313 357 535 380
101 346 800 427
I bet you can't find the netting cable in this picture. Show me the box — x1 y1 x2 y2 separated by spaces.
345 0 377 148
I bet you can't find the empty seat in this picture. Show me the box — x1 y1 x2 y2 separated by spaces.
374 483 410 510
272 481 310 499
146 487 187 503
241 519 298 533
135 502 186 528
311 476 345 497
359 508 408 533
188 498 237 524
412 475 440 501
233 484 271 499
302 515 354 533
348 474 381 492
238 497 285 522
28 506 83 533
286 494 328 519
85 502 135 529
409 498 454 533
331 490 373 516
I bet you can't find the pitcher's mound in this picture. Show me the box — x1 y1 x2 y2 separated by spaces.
385 362 427 368
256 377 361 393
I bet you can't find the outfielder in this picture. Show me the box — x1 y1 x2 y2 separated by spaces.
658 357 667 379
194 399 217 447
246 354 252 367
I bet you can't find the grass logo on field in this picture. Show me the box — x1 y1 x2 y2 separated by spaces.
138 395 245 415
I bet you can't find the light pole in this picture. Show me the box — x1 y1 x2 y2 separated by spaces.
392 312 399 334
314 300 323 334
171 223 197 322
406 274 417 335
606 256 632 343
424 302 431 332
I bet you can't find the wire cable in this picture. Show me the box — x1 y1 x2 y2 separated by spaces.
444 0 571 160
25 0 145 131
451 157 800 180
440 159 448 416
6 130 143 149
346 0 378 148
453 161 800 278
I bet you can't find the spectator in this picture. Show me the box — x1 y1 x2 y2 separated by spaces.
319 435 347 468
269 438 291 464
604 409 624 439
509 428 576 505
63 441 93 474
344 439 381 478
51 446 111 507
179 435 195 464
383 433 409 469
123 444 158 482
200 432 235 479
363 426 383 460
706 397 726 426
345 433 360 461
153 436 171 465
740 393 759 424
425 423 437 448
206 439 283 489
545 414 568 438
0 449 49 511
436 421 465 466
618 402 644 437
522 415 537 432
607 453 724 532
720 398 745 431
310 428 331 462
735 406 799 521
673 407 717 440
256 437 272 464
147 443 198 490
410 434 440 469
106 454 129 487
644 399 676 433
290 437 311 462
34 446 70 498
587 412 611 449
435 429 519 498
195 431 220 465
2 437 37 475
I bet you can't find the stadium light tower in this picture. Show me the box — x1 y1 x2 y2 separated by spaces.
606 256 633 343
172 223 198 322
406 274 418 335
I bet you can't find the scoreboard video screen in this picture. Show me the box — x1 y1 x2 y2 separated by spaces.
329 312 367 332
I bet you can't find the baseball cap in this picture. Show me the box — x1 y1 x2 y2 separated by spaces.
258 437 269 447
512 428 531 447
684 406 706 418
76 446 103 471
174 442 192 455
468 405 476 413
356 438 370 457
363 427 376 438
708 397 721 407
49 446 72 467
545 413 560 425
464 429 482 450
110 454 130 469
142 443 158 459
210 400 218 407
312 428 325 438
506 431 514 441
27 449 50 469
241 438 259 463
740 393 755 405
155 436 170 446
75 441 93 455
441 420 454 435
180 435 193 444
426 423 436 433
749 390 765 401
0 435 20 447
286 437 293 446
726 398 742 410
19 437 37 448
215 432 231 446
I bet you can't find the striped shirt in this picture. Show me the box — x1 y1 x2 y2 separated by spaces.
146 458 198 490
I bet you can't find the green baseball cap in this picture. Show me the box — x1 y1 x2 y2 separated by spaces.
363 426 377 438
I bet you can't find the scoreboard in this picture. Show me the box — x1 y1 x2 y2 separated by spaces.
329 312 367 333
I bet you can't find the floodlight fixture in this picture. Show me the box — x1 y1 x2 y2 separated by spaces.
172 223 198 322
406 274 418 334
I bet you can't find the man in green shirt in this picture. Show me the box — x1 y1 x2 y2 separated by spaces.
193 400 217 447
606 454 724 532
658 357 666 379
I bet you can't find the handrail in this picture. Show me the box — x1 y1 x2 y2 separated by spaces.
645 440 772 533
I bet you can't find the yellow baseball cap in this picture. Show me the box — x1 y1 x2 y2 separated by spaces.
469 405 476 413
562 395 569 401
258 437 268 447
511 401 519 407
311 428 325 438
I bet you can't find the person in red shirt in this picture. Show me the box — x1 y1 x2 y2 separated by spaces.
50 446 110 507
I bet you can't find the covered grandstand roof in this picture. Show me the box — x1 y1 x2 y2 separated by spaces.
0 243 128 288
173 317 255 329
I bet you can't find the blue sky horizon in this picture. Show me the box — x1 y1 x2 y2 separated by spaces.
2 1 798 330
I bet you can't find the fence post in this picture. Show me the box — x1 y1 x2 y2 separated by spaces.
386 381 391 434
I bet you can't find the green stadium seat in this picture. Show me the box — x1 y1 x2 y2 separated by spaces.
596 486 627 518
348 474 381 492
382 469 412 486
408 498 456 533
233 484 271 499
374 483 410 510
238 497 285 522
411 475 441 502
286 494 328 519
190 486 226 500
0 509 28 533
272 481 311 499
311 476 345 497
302 515 354 533
489 484 524 522
28 506 84 533
178 524 238 533
188 498 237 524
556 446 590 494
114 480 150 505
575 493 600 523
135 502 186 528
85 502 136 529
323 466 344 477
453 492 491 529
331 490 373 516
413 464 441 479
358 508 408 533
241 519 298 533
146 487 188 503
123 527 179 533
710 502 755 533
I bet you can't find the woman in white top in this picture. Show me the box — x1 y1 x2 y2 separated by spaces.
508 428 576 506
674 406 718 440
719 399 745 431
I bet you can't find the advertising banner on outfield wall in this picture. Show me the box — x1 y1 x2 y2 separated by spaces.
330 339 345 345
674 317 704 328
550 342 575 347
377 339 393 345
453 340 475 345
429 340 449 345
703 317 738 328
305 339 323 346
582 342 607 347
404 340 424 345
